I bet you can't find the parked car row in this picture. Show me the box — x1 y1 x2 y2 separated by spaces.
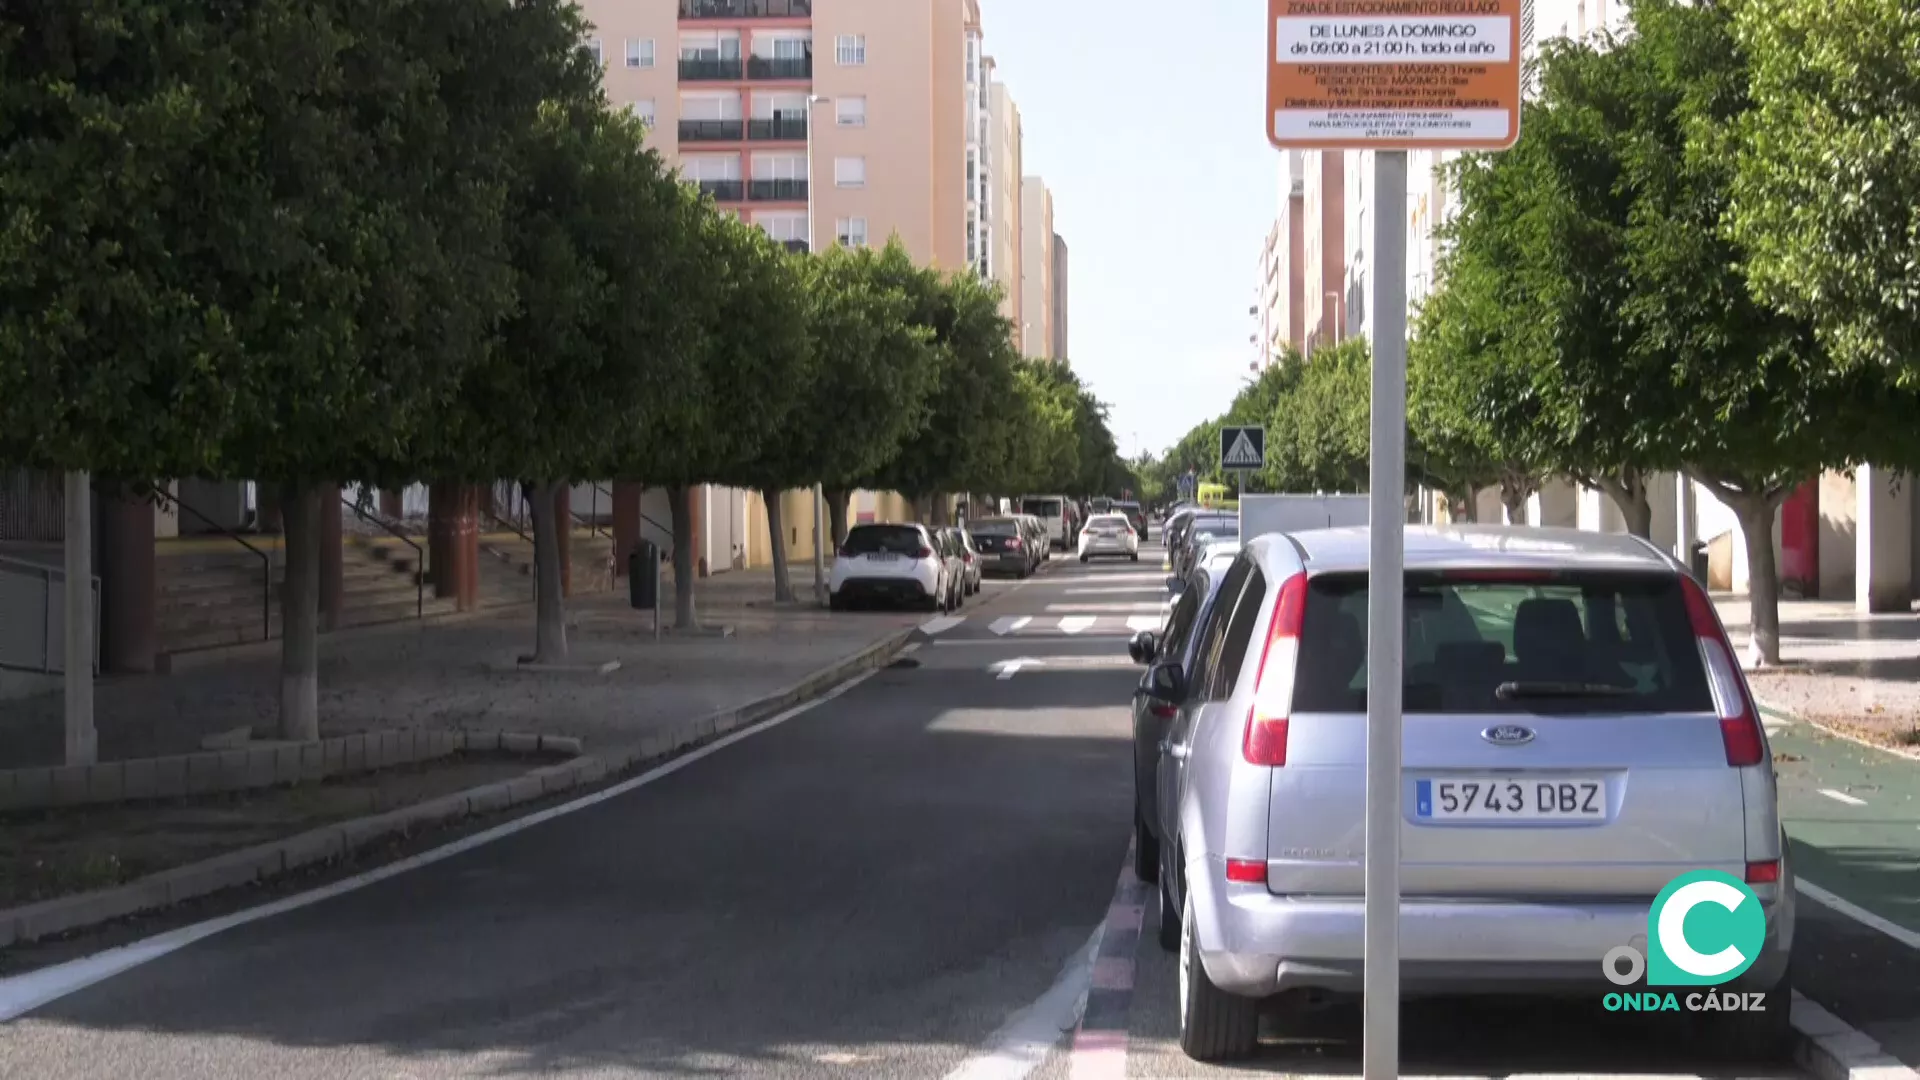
827 513 1054 611
967 514 1051 578
1161 501 1240 580
1123 523 1794 1064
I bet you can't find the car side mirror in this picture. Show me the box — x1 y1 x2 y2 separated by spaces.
1141 660 1185 704
1165 575 1185 595
1127 630 1158 665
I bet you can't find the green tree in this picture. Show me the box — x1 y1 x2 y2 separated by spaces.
1731 0 1920 383
636 208 810 620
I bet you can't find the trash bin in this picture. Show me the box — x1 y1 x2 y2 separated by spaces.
1689 541 1709 584
628 540 659 609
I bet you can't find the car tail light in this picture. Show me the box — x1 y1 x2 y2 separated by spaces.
915 546 934 559
1679 575 1766 767
1243 573 1307 766
1148 700 1177 719
1007 536 1022 548
1224 858 1267 884
1745 859 1781 885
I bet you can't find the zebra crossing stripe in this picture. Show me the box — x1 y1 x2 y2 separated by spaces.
1125 615 1159 633
1059 616 1096 635
989 616 1031 636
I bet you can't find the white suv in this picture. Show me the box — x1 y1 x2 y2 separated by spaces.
828 523 952 612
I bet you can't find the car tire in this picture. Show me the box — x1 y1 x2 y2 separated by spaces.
1079 554 1089 563
1178 895 1260 1062
1134 807 1159 884
1156 866 1181 953
1131 554 1140 562
829 594 845 612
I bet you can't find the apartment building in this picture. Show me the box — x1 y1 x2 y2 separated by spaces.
1020 177 1055 359
1299 151 1347 358
587 0 977 269
1252 150 1309 367
1051 235 1069 361
985 72 1024 330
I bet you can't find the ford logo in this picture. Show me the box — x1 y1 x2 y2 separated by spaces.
1482 724 1536 746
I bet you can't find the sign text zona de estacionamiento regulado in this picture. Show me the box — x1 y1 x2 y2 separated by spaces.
1600 869 1774 1014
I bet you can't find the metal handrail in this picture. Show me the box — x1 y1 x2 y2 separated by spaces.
341 493 425 619
145 484 274 640
0 553 98 674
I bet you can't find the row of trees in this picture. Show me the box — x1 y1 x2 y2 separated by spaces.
0 0 1130 740
1140 0 1920 666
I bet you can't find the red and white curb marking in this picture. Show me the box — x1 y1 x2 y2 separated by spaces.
1069 846 1149 1080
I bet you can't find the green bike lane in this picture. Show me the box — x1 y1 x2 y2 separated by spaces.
1765 712 1920 1067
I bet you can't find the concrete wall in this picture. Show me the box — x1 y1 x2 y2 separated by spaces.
1819 470 1857 600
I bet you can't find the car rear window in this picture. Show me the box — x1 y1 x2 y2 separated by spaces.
1021 499 1063 517
970 519 1018 536
1292 571 1713 714
842 526 924 556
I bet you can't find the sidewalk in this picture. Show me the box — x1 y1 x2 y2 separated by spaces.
0 565 917 768
1715 596 1920 751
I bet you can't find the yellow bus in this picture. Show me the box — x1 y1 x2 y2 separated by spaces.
1197 482 1236 511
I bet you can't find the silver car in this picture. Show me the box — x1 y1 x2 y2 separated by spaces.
1145 526 1793 1062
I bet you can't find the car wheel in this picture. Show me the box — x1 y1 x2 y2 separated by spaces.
829 593 845 612
1131 554 1140 562
1134 807 1159 884
1156 863 1181 953
1079 554 1089 563
1178 894 1260 1061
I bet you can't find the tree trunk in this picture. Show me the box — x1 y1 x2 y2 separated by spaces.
823 487 851 547
525 480 569 664
1452 492 1478 524
930 494 951 527
669 484 698 629
277 483 321 741
762 487 794 603
1594 471 1654 539
1731 493 1783 668
1500 485 1529 525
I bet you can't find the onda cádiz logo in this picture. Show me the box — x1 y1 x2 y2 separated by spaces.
1600 870 1771 1014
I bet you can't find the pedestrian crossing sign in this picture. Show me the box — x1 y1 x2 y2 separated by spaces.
1219 426 1266 471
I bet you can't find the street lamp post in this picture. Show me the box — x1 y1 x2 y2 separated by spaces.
807 94 831 605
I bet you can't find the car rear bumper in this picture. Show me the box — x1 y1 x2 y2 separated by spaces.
981 552 1028 572
1080 538 1135 556
834 577 935 604
1189 868 1793 1001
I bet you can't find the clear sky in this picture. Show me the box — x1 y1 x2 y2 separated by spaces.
977 0 1279 461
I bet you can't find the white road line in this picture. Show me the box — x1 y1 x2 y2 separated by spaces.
1058 616 1097 635
941 928 1102 1080
993 658 1039 680
989 616 1032 636
1125 616 1159 632
920 615 966 636
932 637 1132 646
1044 602 1165 614
1819 788 1868 807
0 668 885 1023
1062 586 1165 596
1797 879 1920 951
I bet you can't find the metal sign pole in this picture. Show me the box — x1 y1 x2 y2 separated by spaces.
1363 148 1409 1080
653 557 662 642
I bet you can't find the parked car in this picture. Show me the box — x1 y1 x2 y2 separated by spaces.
931 527 968 609
1143 526 1792 1062
827 523 954 613
1171 513 1238 579
950 527 984 595
1126 555 1240 886
1078 512 1140 562
1162 507 1201 560
1016 514 1052 566
1019 494 1074 551
1113 500 1146 538
966 517 1033 578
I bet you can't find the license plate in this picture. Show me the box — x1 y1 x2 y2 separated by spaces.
1415 777 1605 820
869 553 900 562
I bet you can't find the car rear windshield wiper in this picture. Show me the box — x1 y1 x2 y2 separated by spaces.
1494 681 1635 700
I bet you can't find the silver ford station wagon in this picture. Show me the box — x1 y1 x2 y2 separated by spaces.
1143 526 1793 1062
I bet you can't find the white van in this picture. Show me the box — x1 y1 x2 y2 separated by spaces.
1018 494 1074 551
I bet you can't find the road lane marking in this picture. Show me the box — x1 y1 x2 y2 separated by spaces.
920 615 966 636
1062 586 1165 596
993 658 1040 680
940 928 1102 1080
0 667 887 1023
990 616 1032 635
1068 849 1147 1080
1819 788 1868 807
1798 879 1920 951
1125 616 1159 633
1059 617 1096 635
933 636 1132 646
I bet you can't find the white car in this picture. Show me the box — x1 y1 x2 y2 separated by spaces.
1078 513 1140 562
828 523 953 612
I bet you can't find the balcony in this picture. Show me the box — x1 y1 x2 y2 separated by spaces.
680 118 745 142
750 178 808 201
679 56 744 80
748 55 812 80
680 0 812 17
697 179 745 201
748 116 808 141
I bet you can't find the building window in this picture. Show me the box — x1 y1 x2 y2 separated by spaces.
836 217 868 247
626 38 655 68
836 96 867 127
630 99 656 126
835 34 866 65
587 38 604 66
834 157 866 188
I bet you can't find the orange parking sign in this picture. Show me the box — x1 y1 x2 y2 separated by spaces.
1266 0 1524 151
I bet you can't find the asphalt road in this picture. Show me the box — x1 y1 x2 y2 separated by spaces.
0 527 1846 1077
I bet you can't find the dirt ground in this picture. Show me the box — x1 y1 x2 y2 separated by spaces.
0 752 549 909
1749 666 1920 753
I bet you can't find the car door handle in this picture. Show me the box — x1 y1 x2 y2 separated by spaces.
1163 742 1189 760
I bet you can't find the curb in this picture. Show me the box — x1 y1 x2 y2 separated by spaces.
0 628 913 952
1757 701 1920 763
1794 991 1920 1080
